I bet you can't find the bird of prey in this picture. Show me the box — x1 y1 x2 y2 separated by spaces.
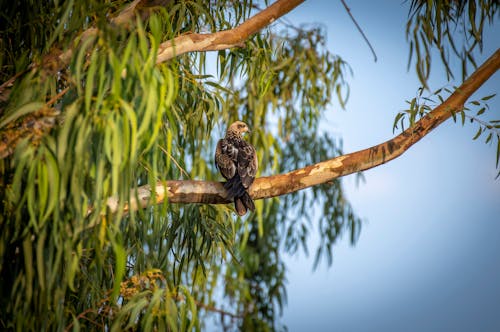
215 121 258 216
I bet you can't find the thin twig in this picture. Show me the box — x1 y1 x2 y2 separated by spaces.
175 294 244 319
340 0 377 62
47 86 70 107
465 113 500 136
197 301 244 320
159 145 190 178
64 308 102 331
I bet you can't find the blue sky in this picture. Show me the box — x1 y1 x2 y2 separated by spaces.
281 1 500 331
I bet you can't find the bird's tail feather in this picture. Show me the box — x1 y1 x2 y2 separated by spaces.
223 175 246 199
234 192 255 216
223 175 254 216
240 191 255 212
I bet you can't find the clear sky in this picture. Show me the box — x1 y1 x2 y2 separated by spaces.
281 1 500 331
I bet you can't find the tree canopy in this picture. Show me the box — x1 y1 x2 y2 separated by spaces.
0 0 498 330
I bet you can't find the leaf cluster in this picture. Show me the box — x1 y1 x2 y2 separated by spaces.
393 86 499 177
406 0 499 86
0 1 358 331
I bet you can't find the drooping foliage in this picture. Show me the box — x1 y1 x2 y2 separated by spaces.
403 0 500 177
406 0 499 84
0 0 497 331
0 1 357 330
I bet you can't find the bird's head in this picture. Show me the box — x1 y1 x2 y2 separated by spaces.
228 121 251 135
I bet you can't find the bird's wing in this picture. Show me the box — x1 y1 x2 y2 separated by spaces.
215 139 236 180
237 142 257 188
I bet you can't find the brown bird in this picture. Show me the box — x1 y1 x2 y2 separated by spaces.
215 121 258 216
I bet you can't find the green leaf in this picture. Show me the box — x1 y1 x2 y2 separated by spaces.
75 34 96 94
45 0 74 51
85 50 99 113
36 231 47 290
496 135 500 168
0 101 45 129
460 110 466 126
110 234 126 301
472 126 482 140
476 107 486 116
393 113 404 133
481 93 496 101
22 237 34 302
119 99 138 160
485 132 493 144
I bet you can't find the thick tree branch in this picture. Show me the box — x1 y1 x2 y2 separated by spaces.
109 48 500 213
156 0 304 63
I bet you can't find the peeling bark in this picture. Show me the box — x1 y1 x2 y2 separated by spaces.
107 48 500 213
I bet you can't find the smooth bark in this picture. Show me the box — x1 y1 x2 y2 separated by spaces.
107 49 500 213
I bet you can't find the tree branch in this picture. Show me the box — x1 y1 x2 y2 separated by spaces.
156 0 304 63
108 48 500 213
0 0 304 160
340 0 377 62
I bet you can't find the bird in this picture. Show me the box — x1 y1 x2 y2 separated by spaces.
215 121 258 216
